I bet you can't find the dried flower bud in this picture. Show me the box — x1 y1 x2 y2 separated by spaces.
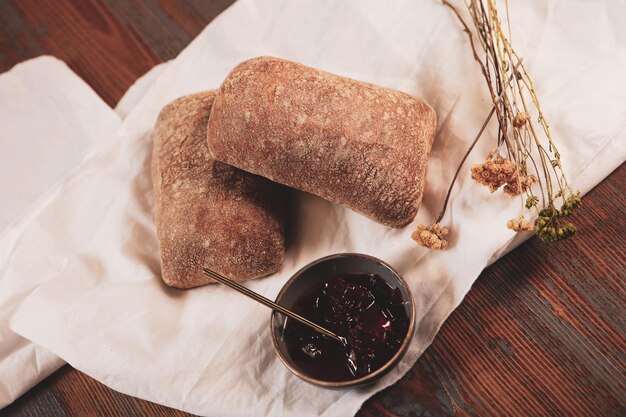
535 209 577 243
504 174 537 196
525 195 539 209
411 223 449 250
471 150 517 192
507 216 533 232
559 192 582 217
514 112 531 128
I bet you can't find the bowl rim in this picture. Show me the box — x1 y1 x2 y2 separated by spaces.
270 252 416 388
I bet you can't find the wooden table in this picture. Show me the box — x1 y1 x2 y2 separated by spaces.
1 1 624 416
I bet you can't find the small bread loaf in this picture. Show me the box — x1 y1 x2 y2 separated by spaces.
152 91 286 289
206 56 437 228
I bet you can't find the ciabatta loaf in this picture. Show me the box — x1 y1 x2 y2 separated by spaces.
152 91 286 288
206 57 437 228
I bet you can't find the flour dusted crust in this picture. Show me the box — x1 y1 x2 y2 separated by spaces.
152 91 286 288
206 56 437 228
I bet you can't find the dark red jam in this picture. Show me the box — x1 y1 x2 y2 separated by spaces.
282 273 409 381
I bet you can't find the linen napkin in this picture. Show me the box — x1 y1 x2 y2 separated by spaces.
0 56 162 408
114 63 168 119
1 1 625 416
0 56 121 407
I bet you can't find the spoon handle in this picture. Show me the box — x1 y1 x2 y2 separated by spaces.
202 268 345 344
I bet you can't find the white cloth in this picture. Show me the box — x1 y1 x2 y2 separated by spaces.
0 56 121 407
1 0 625 415
114 63 168 119
0 57 164 409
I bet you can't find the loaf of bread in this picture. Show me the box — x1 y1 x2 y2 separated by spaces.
206 56 437 228
152 91 286 289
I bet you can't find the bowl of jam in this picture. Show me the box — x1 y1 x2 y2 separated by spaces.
271 253 415 387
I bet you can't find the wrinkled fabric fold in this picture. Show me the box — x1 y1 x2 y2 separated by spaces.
0 56 121 408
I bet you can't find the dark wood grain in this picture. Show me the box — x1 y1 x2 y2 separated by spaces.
1 1 624 416
358 163 626 417
0 0 234 106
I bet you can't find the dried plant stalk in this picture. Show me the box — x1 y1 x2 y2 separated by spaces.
413 0 581 249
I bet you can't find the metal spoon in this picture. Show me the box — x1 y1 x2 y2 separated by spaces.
202 268 348 346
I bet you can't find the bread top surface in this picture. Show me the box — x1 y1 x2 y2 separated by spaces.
207 56 437 227
152 91 286 289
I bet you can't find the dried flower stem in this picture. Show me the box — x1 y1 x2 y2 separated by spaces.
435 63 520 224
435 104 495 224
413 0 581 249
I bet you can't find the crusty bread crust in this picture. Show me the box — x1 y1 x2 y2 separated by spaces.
207 56 437 228
152 91 286 288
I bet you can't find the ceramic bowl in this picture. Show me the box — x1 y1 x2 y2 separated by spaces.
270 253 415 388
